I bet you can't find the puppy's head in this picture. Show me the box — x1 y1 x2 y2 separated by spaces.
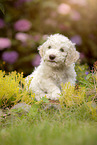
38 34 79 67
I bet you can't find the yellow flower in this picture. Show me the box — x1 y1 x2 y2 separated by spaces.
59 82 85 108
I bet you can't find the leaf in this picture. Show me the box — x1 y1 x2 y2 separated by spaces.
78 66 82 71
86 73 92 80
0 3 5 14
79 80 92 87
41 97 49 103
79 80 88 85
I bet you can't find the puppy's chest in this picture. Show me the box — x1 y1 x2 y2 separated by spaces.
51 71 68 85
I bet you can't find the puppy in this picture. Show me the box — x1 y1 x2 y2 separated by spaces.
26 34 79 101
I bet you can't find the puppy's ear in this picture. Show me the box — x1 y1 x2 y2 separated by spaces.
65 46 79 66
38 45 43 57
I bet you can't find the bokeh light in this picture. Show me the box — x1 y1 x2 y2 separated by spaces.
0 0 97 75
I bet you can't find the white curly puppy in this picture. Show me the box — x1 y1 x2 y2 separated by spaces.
26 34 79 101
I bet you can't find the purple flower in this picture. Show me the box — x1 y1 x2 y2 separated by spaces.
85 72 89 75
0 19 5 28
2 51 19 64
0 38 11 50
15 32 31 42
31 54 41 67
70 35 82 45
14 19 32 32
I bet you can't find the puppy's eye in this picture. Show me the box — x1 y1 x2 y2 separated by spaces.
48 46 51 49
60 48 64 52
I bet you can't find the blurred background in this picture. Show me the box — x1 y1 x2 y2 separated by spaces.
0 0 97 76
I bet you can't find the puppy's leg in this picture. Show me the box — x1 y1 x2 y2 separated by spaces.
50 87 61 100
39 79 61 100
34 89 48 101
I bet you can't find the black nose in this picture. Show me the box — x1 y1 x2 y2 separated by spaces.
49 55 56 60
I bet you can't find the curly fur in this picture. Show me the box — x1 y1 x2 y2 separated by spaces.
26 34 79 101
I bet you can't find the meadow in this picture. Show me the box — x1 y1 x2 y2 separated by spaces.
0 63 97 145
0 105 97 145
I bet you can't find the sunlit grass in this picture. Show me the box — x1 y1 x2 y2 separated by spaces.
0 105 97 145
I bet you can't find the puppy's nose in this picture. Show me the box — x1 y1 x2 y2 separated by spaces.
49 55 56 60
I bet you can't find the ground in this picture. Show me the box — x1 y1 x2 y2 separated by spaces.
0 104 97 145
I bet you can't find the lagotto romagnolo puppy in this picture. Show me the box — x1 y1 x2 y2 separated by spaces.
26 34 79 101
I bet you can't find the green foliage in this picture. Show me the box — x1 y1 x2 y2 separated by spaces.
59 63 97 120
0 70 50 108
77 63 97 103
0 70 35 108
59 82 97 120
0 63 97 120
59 82 86 108
0 3 5 14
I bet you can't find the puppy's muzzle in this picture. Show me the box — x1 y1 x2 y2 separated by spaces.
49 55 56 60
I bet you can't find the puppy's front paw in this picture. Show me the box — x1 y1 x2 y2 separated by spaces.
51 91 61 100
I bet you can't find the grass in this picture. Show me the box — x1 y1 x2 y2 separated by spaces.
0 64 97 145
0 105 97 145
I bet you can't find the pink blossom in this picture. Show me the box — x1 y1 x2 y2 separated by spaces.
70 35 82 45
0 19 5 28
31 54 41 67
15 32 31 42
14 19 32 32
2 51 19 64
0 38 11 50
33 34 41 42
70 10 81 21
57 3 71 15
